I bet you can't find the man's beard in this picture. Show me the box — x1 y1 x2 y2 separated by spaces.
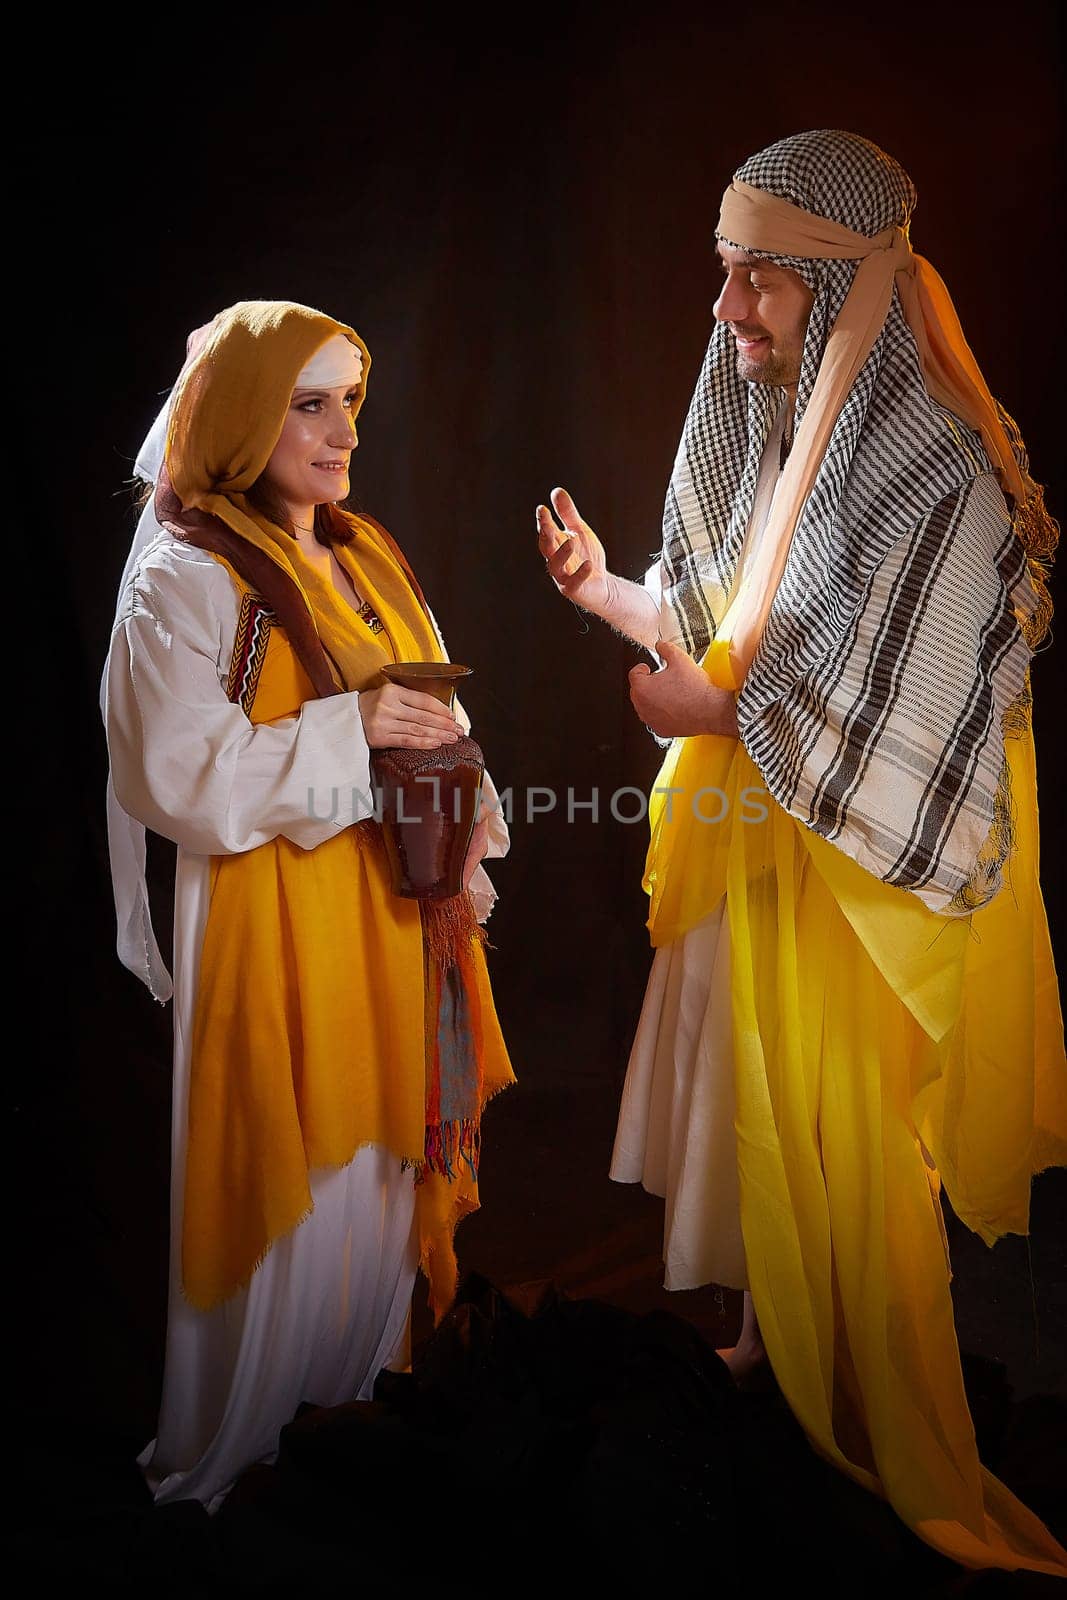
735 345 802 386
731 321 806 387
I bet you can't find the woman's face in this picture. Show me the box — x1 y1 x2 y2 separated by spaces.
261 381 361 519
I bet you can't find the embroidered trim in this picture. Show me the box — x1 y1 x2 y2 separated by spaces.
357 597 385 634
226 591 275 716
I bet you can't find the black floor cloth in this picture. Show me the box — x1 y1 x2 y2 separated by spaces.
16 1275 1065 1597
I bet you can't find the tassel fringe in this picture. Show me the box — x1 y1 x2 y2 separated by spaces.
996 402 1059 653
407 1116 482 1186
421 891 487 971
1014 486 1057 652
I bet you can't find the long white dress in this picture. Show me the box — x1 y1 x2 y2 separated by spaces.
104 534 506 1509
610 407 791 1293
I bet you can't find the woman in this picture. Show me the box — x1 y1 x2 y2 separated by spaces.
103 300 514 1510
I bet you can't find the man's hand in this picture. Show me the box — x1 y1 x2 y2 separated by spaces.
358 683 461 749
537 487 612 614
628 639 739 739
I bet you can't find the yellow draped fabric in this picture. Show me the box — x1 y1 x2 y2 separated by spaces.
165 302 513 1319
643 720 1067 1575
184 546 513 1318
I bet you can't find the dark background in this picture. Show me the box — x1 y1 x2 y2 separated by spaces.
19 0 1065 1536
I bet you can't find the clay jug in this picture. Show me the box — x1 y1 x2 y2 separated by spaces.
370 662 485 900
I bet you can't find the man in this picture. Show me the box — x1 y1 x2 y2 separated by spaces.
537 130 1066 1576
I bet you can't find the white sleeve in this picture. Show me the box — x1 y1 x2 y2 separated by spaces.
451 693 509 923
453 694 509 861
105 547 374 857
642 558 669 662
425 610 506 864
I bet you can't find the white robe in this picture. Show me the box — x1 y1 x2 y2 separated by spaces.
610 406 791 1293
104 534 507 1509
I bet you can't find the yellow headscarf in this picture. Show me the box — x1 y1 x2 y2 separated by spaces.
169 299 370 510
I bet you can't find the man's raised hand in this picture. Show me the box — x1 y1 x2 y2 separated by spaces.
536 487 612 615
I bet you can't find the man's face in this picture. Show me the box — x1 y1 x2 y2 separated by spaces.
713 242 814 389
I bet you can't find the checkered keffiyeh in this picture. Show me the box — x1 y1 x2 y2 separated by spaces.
660 129 1046 913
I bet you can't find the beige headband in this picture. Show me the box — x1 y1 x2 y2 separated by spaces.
294 332 364 391
718 179 906 262
706 180 1029 691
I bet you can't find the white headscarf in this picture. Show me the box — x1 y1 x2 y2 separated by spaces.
99 384 179 999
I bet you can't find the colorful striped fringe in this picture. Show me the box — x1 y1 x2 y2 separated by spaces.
412 1117 482 1185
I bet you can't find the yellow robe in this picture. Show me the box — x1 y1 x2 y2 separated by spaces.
643 717 1067 1575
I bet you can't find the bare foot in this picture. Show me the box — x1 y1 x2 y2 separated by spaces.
720 1337 768 1382
718 1291 768 1383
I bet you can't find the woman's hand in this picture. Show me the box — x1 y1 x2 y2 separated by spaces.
358 683 461 749
628 639 739 739
537 487 612 614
